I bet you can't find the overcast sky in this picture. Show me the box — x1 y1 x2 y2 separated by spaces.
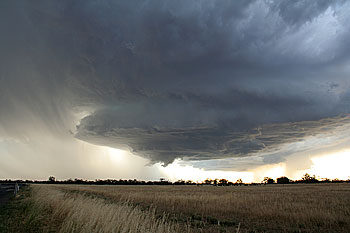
1 0 350 181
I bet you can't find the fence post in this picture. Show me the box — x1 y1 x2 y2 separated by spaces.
14 183 19 196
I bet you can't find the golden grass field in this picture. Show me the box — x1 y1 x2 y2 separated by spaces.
19 183 350 232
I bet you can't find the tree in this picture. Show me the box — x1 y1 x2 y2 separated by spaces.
204 179 212 185
218 179 228 186
235 178 243 185
277 176 289 184
186 180 194 185
267 178 275 184
48 176 56 183
262 177 269 184
321 178 330 183
301 173 318 183
262 177 275 184
174 179 185 185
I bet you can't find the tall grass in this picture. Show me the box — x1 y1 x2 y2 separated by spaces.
57 183 350 232
31 185 183 233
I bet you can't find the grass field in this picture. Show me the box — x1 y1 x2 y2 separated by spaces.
1 183 349 232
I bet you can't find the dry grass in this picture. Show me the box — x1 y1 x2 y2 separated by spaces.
56 183 350 232
30 185 185 233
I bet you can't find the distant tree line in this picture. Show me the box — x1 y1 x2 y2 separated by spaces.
0 173 349 186
261 173 349 184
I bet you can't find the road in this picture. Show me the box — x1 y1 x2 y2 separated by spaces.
0 184 15 206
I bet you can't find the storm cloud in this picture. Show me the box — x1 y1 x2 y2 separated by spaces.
1 1 350 167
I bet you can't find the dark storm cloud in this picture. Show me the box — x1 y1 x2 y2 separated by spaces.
268 0 344 27
1 1 350 165
76 112 350 165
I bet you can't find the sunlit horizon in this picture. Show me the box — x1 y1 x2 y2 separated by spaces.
3 145 344 184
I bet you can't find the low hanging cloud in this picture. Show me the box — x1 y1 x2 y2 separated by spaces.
76 110 350 165
1 1 350 168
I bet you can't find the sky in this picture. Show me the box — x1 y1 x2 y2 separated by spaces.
0 0 350 182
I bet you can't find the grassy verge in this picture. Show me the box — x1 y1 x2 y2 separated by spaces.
0 185 52 233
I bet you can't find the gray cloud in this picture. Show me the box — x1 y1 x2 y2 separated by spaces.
1 1 350 169
268 0 344 27
77 112 350 165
